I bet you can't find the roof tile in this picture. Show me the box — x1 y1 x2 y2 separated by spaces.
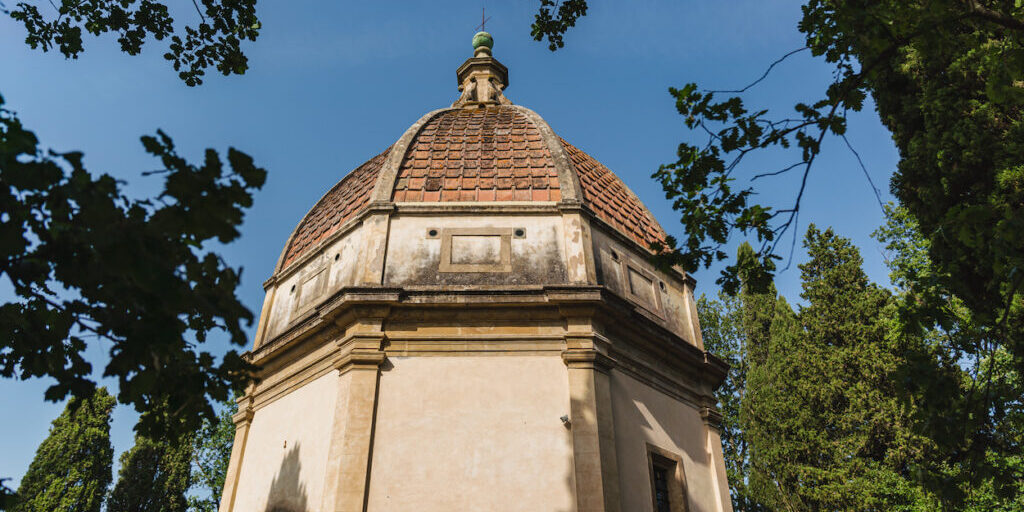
391 106 559 203
560 139 668 250
281 147 390 268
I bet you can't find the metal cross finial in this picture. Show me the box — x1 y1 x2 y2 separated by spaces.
476 7 491 32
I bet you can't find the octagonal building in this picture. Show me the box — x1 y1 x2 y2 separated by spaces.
219 34 732 512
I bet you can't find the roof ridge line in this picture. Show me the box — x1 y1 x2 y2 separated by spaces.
510 105 582 202
370 108 456 202
274 148 391 274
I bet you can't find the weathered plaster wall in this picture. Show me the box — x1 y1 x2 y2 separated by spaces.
610 370 728 512
261 224 367 344
232 372 341 512
366 355 576 511
590 227 701 348
382 214 569 286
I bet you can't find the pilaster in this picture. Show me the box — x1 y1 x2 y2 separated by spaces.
701 405 733 512
321 307 388 512
561 305 621 512
355 204 393 285
218 395 255 512
559 202 598 285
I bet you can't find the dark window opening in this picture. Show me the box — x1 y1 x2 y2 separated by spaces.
653 464 671 512
649 449 683 512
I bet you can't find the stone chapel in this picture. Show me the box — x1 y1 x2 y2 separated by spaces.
218 32 733 512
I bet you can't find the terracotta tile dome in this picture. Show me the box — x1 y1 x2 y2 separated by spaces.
278 37 670 273
391 107 561 203
279 105 668 271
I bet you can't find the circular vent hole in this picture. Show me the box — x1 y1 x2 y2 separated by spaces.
334 253 340 261
428 229 439 237
659 281 667 291
610 250 619 261
514 228 525 237
290 285 296 293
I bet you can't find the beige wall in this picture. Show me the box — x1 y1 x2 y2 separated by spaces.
383 214 569 286
366 355 576 511
233 372 342 512
610 370 725 512
261 224 368 345
590 227 701 348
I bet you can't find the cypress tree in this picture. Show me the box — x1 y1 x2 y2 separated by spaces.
744 225 936 511
698 242 779 511
106 430 193 512
14 387 115 512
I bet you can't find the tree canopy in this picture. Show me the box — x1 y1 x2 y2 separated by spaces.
107 430 193 512
7 0 260 86
1 0 266 443
700 214 1023 510
12 388 115 512
532 0 1023 368
187 396 238 512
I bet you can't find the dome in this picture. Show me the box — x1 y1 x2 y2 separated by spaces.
235 35 730 512
278 103 668 272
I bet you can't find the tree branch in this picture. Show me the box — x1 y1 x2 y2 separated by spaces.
962 0 1024 32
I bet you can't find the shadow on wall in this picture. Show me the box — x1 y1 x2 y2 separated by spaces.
265 442 308 512
564 394 578 512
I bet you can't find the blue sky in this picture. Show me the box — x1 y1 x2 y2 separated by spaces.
0 0 899 487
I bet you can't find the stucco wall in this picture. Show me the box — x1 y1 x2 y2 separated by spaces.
366 355 576 511
590 227 701 348
382 214 569 286
261 224 367 344
610 370 724 512
232 372 341 512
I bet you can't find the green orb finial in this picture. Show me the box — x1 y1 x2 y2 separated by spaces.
472 31 493 50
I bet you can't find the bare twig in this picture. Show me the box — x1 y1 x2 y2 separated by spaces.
191 0 207 23
709 47 810 94
752 162 804 181
840 133 886 211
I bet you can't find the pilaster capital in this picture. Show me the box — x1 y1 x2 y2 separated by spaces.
335 349 387 375
700 406 724 430
232 402 255 428
562 348 616 374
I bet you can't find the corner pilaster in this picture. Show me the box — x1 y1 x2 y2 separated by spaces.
561 305 621 512
218 395 255 512
320 307 389 512
355 203 394 285
701 404 733 512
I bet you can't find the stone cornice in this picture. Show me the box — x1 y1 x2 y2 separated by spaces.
334 349 387 376
393 202 560 215
248 284 728 393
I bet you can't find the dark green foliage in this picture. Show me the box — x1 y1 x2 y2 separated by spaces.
107 432 193 512
2 0 264 497
742 227 939 510
699 231 943 510
697 243 776 512
0 480 16 510
531 0 588 51
530 1 1023 360
188 397 238 512
13 388 115 512
7 0 261 86
0 95 265 438
873 205 1023 507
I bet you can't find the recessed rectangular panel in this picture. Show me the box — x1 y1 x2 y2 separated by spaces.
438 228 513 272
299 274 321 306
450 235 503 265
628 267 656 305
